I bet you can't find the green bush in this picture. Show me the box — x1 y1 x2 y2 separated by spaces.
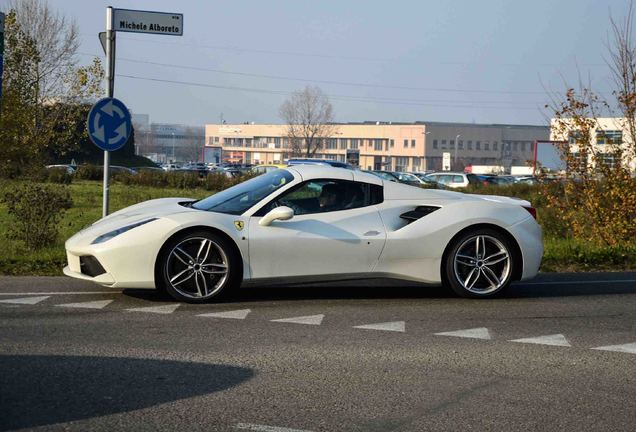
74 164 103 180
1 183 73 250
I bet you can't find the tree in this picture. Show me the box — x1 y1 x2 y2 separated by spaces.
0 1 104 177
545 2 636 246
279 86 337 157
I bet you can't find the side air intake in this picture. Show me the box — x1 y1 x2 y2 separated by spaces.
400 206 440 224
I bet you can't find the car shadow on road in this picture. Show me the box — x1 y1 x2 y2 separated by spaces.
0 354 254 431
120 274 636 304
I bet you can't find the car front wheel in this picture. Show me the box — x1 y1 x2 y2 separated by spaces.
443 228 514 298
157 230 240 303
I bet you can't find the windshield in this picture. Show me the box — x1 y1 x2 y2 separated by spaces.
192 169 295 214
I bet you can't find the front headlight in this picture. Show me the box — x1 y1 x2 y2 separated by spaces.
91 218 158 244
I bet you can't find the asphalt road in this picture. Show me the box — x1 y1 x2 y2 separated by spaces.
1 273 636 432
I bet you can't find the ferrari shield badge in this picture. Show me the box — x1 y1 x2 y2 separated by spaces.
234 220 245 231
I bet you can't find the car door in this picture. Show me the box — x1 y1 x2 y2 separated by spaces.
247 179 387 279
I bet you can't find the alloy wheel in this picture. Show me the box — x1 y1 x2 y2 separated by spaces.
165 237 229 299
452 234 511 295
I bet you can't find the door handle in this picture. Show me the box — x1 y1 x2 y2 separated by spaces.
363 230 380 236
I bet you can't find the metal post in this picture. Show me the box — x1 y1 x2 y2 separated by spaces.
103 7 115 217
454 134 461 167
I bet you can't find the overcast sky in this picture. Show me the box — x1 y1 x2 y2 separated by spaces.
5 0 630 126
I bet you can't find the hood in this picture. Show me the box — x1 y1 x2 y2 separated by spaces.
92 197 196 229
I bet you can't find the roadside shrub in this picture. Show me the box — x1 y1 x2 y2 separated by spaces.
45 168 73 184
1 182 73 250
166 171 200 189
74 164 103 180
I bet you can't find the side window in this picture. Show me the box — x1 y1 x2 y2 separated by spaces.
452 175 464 183
258 180 382 216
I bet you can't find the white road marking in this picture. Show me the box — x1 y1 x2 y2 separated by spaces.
591 342 636 354
235 423 313 432
353 321 405 332
197 309 251 319
435 327 492 340
126 304 181 314
270 314 324 325
0 296 50 305
56 300 114 310
0 291 120 296
510 333 571 347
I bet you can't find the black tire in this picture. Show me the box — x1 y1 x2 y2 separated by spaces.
156 230 241 303
443 228 515 298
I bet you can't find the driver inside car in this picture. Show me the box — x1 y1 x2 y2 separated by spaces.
318 184 342 212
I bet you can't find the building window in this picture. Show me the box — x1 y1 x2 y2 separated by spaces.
339 138 348 149
458 140 464 150
433 139 438 149
395 157 408 171
598 152 618 169
596 130 622 145
484 142 489 151
374 139 383 151
403 139 408 148
412 157 421 171
520 142 526 152
466 141 471 150
326 138 337 149
493 141 498 151
390 139 394 147
385 140 389 151
513 142 519 152
214 136 219 143
350 138 359 148
411 139 416 147
450 139 455 149
441 139 447 149
245 138 252 147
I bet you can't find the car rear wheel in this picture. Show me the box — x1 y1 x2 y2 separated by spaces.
443 228 514 298
157 230 240 303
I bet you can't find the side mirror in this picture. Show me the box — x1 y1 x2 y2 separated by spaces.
259 206 294 226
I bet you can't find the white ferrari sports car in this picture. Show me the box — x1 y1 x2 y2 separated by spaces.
64 165 542 303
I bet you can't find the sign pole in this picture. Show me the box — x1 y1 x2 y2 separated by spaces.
103 7 115 218
0 12 5 115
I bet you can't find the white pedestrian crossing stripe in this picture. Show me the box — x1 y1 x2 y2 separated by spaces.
0 296 50 305
56 300 114 310
126 304 181 314
198 309 251 319
591 342 636 354
353 321 405 332
510 333 571 347
435 327 491 340
271 314 324 325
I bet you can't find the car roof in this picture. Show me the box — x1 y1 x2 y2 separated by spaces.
286 165 382 185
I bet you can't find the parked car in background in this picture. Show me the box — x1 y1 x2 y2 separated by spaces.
251 165 282 175
411 172 445 189
131 166 163 174
426 172 482 188
161 163 180 171
46 164 76 175
109 166 137 176
514 176 540 185
287 158 353 169
366 171 422 187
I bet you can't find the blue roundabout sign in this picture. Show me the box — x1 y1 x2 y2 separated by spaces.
87 97 132 151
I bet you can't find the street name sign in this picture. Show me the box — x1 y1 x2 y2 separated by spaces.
112 8 183 36
87 98 132 152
